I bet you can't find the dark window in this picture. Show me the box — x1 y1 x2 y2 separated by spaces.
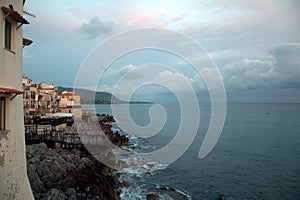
31 101 35 108
0 98 6 130
5 20 12 50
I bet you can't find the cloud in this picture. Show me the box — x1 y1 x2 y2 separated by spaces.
181 0 300 63
99 64 197 98
170 14 185 22
270 42 300 86
153 70 193 93
80 41 300 101
104 64 152 80
77 16 114 39
222 43 300 90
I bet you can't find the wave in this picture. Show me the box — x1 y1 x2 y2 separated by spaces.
119 171 191 200
110 119 191 199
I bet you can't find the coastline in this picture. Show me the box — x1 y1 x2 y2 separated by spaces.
26 114 128 199
26 113 190 200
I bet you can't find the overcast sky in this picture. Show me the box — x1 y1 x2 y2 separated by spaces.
23 0 300 103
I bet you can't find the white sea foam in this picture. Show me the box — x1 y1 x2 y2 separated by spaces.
111 122 190 199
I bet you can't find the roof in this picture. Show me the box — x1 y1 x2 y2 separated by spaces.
0 87 23 94
61 91 80 97
1 6 29 24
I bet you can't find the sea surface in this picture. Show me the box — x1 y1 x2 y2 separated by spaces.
82 103 300 200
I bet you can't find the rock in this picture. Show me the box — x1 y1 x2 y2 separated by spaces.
34 143 49 154
26 143 121 200
146 193 160 200
120 181 130 187
27 164 46 193
45 189 66 200
65 188 77 200
158 186 189 200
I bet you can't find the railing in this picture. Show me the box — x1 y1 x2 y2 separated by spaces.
25 125 52 139
25 125 82 149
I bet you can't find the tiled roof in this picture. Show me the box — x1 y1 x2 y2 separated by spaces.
61 92 79 96
1 6 29 24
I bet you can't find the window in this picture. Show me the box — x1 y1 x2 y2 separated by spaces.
31 101 35 108
0 98 6 130
5 20 12 50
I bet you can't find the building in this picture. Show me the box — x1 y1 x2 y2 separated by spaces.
0 1 34 199
38 82 59 113
22 76 39 119
22 77 59 119
58 91 82 119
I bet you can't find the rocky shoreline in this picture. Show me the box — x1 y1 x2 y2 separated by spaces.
26 114 190 200
26 114 129 200
26 143 121 200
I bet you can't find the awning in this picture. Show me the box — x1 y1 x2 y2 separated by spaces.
0 87 23 94
46 113 73 118
23 37 33 47
0 87 23 100
1 6 29 24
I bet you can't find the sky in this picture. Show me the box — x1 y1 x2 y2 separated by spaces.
22 0 300 103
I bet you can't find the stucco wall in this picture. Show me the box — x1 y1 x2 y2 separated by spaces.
0 97 33 199
0 0 34 199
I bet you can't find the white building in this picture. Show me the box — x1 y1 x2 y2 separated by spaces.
58 91 82 120
0 1 33 199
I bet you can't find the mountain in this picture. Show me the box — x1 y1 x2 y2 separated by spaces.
57 86 125 104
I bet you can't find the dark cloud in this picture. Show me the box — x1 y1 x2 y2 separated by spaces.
222 43 300 90
77 16 114 39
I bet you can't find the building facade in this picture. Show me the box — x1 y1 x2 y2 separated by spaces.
22 76 39 119
22 77 59 120
0 1 34 199
58 91 82 120
38 82 59 114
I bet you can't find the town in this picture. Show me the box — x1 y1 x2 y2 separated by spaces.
22 76 83 121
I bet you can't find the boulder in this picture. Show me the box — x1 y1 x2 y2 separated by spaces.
146 193 160 200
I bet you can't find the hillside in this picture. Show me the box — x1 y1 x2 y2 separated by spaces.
58 86 125 104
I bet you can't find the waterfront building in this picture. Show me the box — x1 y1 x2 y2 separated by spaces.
0 0 34 199
22 77 59 119
58 91 82 120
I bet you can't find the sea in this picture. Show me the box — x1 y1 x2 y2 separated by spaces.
82 103 300 200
